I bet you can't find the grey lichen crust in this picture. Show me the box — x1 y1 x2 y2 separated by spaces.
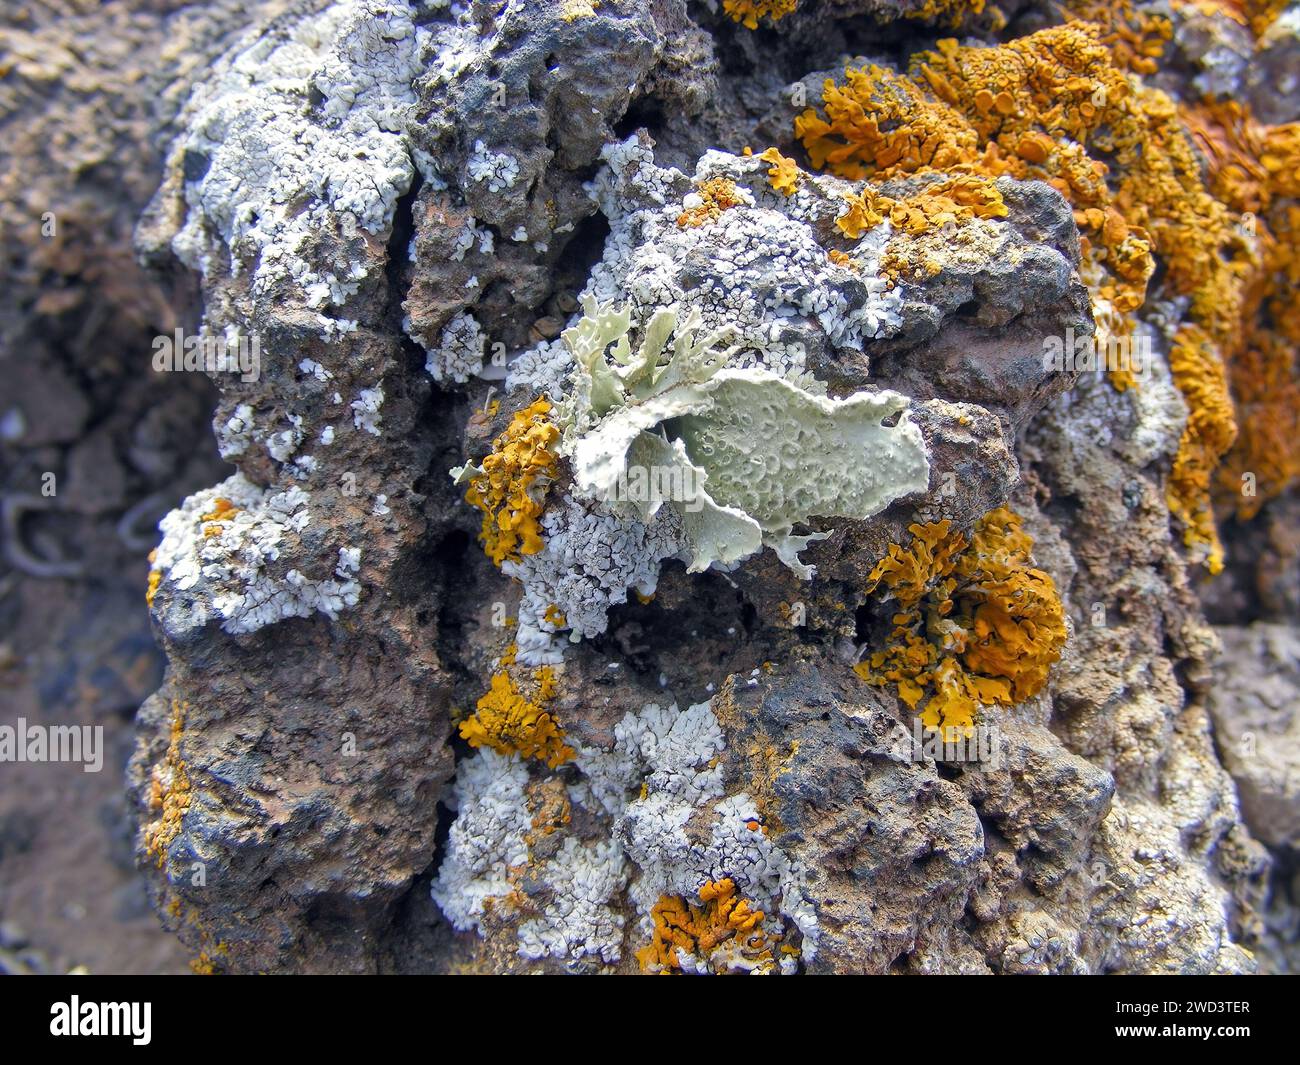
433 700 816 971
120 0 1294 975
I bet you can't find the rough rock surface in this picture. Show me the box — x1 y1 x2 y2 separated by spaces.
4 0 1297 974
1207 624 1300 852
124 0 1292 974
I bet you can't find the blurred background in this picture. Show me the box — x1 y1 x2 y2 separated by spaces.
0 0 279 974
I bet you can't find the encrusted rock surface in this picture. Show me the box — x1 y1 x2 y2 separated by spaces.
4 0 1297 974
123 0 1293 974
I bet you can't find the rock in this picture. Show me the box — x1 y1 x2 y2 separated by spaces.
4 0 1293 976
1207 624 1300 852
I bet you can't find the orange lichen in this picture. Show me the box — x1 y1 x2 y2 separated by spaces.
677 176 746 228
199 496 240 538
836 188 889 239
199 498 238 523
143 699 192 867
836 175 1007 240
795 22 1300 569
903 0 988 26
525 777 572 842
856 509 1066 738
462 398 559 566
636 878 777 974
1062 0 1172 74
722 0 797 30
956 507 1069 701
1223 317 1300 520
1168 326 1238 573
1182 0 1290 37
1243 0 1289 36
460 644 573 767
795 64 978 181
1178 100 1300 521
757 146 800 196
145 567 161 606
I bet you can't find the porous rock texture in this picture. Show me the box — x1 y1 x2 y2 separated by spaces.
4 0 1289 973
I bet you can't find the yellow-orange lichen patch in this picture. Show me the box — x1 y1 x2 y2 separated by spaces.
559 0 600 21
903 0 988 26
462 398 559 567
796 63 979 181
1063 0 1172 74
837 175 1007 241
856 508 1066 738
836 188 889 238
677 176 746 228
525 777 572 843
1182 0 1289 38
190 942 230 975
146 568 161 607
1178 100 1300 520
200 496 240 539
199 497 239 523
460 645 574 768
955 507 1069 701
143 699 192 867
636 878 776 974
722 0 797 30
1168 326 1238 573
1222 316 1300 520
757 146 800 196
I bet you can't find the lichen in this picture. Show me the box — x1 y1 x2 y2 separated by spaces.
454 398 560 567
836 174 1008 239
1167 326 1237 573
506 492 684 662
902 0 989 26
432 698 817 968
150 476 362 634
143 699 192 868
1179 99 1300 522
857 508 1067 737
559 0 600 21
753 146 800 197
1062 0 1171 74
793 22 1298 570
721 0 797 31
636 878 779 974
168 0 434 311
555 298 930 578
676 176 746 227
459 644 574 768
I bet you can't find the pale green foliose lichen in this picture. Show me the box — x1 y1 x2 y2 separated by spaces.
555 297 931 576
